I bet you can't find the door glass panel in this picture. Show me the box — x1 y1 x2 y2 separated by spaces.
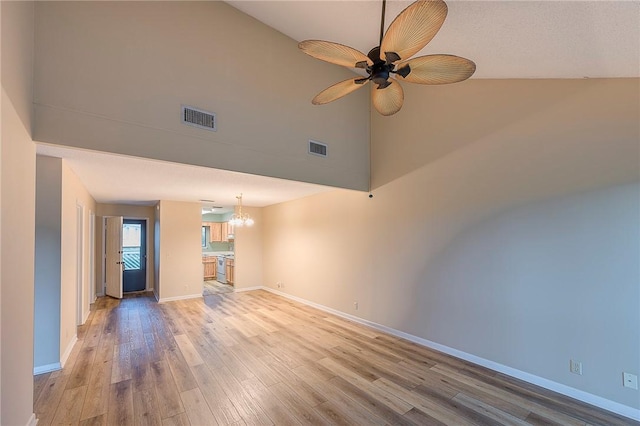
123 223 142 270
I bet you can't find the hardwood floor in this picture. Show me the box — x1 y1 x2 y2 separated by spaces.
203 280 234 296
34 290 637 426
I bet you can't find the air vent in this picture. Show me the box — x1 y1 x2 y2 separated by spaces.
308 140 328 157
182 105 216 131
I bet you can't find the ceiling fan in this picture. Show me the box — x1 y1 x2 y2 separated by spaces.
298 0 476 116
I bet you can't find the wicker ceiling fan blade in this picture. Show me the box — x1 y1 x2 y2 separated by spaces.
396 54 476 84
299 40 373 68
312 78 369 105
380 0 448 63
372 79 404 116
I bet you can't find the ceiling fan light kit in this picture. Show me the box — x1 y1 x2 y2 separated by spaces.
299 0 476 116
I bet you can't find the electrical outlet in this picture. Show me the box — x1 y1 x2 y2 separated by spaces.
276 282 281 288
354 302 359 310
570 359 583 375
623 372 638 390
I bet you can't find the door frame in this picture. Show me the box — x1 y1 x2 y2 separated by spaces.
76 202 85 325
89 210 96 303
102 216 150 294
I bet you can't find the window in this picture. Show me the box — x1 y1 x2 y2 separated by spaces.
202 226 209 248
123 223 142 270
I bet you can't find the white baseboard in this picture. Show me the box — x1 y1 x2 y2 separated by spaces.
26 412 38 426
261 287 640 422
234 286 262 293
33 362 62 375
60 335 78 368
158 293 202 303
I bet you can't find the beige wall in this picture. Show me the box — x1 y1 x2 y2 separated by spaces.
157 200 203 301
234 206 263 290
60 162 96 357
0 1 37 424
33 1 370 190
262 79 640 411
96 203 156 294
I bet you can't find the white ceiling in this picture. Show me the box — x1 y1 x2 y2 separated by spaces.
36 1 639 209
36 144 334 212
228 0 640 79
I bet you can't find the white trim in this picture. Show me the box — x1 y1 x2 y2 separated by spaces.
89 211 96 304
101 216 107 296
233 286 262 293
26 413 38 426
60 335 78 368
260 287 640 422
158 293 202 303
33 362 62 375
83 309 90 324
76 202 85 325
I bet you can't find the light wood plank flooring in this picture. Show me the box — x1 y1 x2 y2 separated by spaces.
203 280 234 296
34 290 637 425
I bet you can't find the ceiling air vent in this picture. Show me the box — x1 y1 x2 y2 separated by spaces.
182 105 216 131
308 140 327 158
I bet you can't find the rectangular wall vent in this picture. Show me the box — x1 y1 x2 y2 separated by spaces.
182 105 216 131
308 140 328 157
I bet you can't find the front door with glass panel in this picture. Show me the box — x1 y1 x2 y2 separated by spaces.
122 219 147 292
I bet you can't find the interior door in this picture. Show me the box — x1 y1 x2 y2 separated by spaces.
122 219 147 292
105 216 123 299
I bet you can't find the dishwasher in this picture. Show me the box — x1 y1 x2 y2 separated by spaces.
216 255 227 283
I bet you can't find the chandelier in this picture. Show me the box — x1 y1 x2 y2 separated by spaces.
228 194 254 227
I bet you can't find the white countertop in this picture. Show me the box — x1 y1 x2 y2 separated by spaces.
203 251 234 258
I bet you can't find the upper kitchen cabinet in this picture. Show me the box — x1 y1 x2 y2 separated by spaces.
209 222 222 242
203 221 233 243
221 222 234 242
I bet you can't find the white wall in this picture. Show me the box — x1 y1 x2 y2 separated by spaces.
234 206 263 290
262 78 640 415
34 156 62 371
60 162 96 356
33 1 370 191
0 1 37 424
157 200 202 301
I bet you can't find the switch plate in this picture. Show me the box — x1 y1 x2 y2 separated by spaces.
623 372 638 390
570 360 583 375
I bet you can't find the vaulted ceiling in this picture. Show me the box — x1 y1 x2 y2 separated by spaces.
38 1 640 209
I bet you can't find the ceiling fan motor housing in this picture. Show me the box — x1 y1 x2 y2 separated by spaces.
367 46 398 88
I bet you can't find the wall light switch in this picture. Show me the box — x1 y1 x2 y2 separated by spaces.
623 372 638 390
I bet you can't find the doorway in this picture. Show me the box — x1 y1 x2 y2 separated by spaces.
123 219 147 292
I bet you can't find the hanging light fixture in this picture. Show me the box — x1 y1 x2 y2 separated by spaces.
228 193 254 227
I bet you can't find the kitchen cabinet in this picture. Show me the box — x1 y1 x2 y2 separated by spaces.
226 259 234 285
203 256 217 280
221 222 235 242
209 222 222 242
203 221 233 242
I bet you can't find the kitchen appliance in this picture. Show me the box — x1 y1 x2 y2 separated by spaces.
216 255 227 283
